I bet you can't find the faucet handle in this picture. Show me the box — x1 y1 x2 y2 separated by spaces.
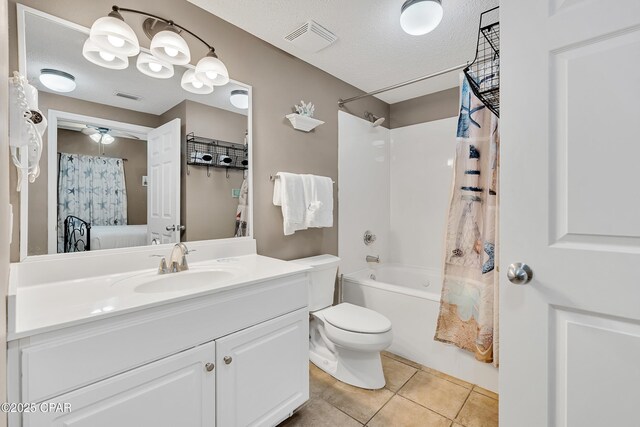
170 261 180 273
158 257 169 274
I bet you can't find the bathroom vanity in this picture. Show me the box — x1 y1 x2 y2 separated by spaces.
7 240 310 427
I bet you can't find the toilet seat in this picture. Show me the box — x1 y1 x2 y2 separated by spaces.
322 303 392 334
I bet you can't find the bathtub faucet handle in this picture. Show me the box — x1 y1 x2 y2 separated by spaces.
366 255 380 263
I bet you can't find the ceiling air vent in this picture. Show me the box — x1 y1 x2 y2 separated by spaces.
114 91 142 101
284 20 338 53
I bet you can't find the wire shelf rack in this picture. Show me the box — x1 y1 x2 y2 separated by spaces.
464 6 500 117
186 132 248 171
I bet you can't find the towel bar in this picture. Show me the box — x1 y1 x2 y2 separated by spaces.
270 174 335 184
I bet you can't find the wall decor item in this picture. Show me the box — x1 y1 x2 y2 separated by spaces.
285 113 325 132
293 100 315 117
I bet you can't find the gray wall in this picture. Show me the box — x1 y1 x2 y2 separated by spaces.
8 0 389 261
0 1 9 424
389 87 459 129
57 130 148 224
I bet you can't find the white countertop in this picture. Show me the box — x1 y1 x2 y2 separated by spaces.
9 254 310 340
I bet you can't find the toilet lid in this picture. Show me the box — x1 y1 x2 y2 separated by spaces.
323 303 392 334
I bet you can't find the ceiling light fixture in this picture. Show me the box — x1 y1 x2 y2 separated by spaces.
84 5 230 93
229 89 249 109
181 69 214 94
400 0 444 36
89 131 115 145
39 68 76 93
136 52 174 79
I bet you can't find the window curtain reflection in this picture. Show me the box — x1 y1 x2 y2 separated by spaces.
57 153 128 252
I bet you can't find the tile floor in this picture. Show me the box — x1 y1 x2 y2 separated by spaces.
279 352 498 427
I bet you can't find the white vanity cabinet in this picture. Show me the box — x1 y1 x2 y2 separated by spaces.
24 341 217 427
216 309 309 427
9 271 310 427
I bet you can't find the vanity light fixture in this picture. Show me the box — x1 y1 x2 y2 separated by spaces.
84 6 230 93
181 69 214 94
39 68 76 93
83 39 129 70
400 0 444 36
229 89 249 109
195 49 230 86
136 52 174 78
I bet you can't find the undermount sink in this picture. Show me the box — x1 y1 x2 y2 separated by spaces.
114 268 239 294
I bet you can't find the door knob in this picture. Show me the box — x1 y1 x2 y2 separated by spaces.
205 362 215 372
224 356 233 365
507 263 533 285
166 225 176 231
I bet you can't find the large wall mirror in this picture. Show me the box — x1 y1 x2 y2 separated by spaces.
17 5 252 259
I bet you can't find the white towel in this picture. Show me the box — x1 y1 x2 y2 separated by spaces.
301 174 334 228
272 172 306 235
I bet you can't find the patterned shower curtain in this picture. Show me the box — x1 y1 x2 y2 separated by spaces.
434 76 500 366
57 153 128 252
234 178 249 237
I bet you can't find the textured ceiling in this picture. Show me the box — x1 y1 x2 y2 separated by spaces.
24 12 248 116
187 0 498 104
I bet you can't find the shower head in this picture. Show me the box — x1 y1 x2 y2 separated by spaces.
364 111 385 127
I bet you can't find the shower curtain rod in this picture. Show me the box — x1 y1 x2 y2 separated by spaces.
338 62 467 108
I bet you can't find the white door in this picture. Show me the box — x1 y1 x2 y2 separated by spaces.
24 341 215 427
216 308 309 427
501 1 640 426
147 119 181 245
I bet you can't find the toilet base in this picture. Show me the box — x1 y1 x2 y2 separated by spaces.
310 345 386 390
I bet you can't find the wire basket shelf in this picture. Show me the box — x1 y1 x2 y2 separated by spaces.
186 132 248 170
464 7 500 117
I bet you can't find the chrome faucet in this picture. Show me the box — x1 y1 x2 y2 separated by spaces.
366 255 380 263
156 243 191 274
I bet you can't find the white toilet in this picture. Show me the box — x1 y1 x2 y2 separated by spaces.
292 255 392 390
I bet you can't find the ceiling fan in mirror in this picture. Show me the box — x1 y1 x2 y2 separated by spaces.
82 5 230 95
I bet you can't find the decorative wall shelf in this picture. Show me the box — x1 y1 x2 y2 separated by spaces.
286 113 324 132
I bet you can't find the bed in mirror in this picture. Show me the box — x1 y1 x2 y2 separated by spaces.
17 5 252 258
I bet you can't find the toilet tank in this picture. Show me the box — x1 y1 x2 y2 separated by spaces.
290 255 340 311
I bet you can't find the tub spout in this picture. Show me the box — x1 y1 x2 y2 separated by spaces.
366 255 380 263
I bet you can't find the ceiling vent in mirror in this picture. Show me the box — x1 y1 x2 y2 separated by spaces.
284 20 338 53
114 91 142 101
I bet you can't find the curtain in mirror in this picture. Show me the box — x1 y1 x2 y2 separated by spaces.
57 153 128 252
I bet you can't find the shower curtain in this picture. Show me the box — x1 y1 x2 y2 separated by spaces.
434 75 500 366
57 153 128 252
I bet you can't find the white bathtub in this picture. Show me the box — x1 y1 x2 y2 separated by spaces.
342 264 498 392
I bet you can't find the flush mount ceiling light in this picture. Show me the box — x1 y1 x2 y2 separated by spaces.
88 7 140 56
195 49 229 86
84 5 230 94
136 52 174 78
181 69 213 94
400 0 444 36
229 89 249 109
83 39 129 70
39 68 76 93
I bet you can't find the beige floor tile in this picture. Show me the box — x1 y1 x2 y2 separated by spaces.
309 363 338 398
382 355 418 392
455 391 498 427
382 351 422 369
278 398 362 427
472 385 498 401
321 379 394 424
421 366 473 389
398 371 471 419
368 395 452 427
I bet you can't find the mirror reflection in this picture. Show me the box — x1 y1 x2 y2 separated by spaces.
22 8 251 257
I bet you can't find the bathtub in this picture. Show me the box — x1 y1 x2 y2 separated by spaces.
342 264 498 392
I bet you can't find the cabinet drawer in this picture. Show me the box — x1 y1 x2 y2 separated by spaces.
21 274 307 403
23 341 215 427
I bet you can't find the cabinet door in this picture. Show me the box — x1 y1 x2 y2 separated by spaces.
24 341 216 427
216 308 309 427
